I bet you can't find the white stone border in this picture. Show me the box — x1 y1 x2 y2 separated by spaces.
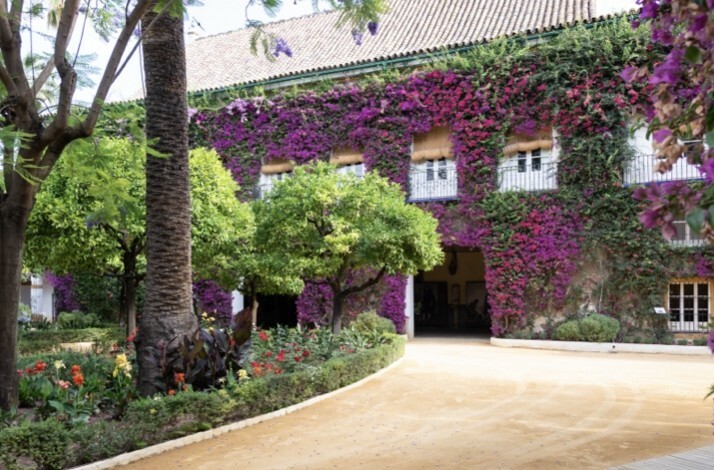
72 355 404 469
491 337 711 355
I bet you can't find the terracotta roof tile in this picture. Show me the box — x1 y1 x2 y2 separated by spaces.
184 0 596 93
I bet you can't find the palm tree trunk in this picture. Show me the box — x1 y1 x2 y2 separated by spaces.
136 3 197 396
0 178 34 410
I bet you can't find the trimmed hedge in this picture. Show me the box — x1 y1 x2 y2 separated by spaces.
554 314 620 342
3 335 405 469
18 327 124 355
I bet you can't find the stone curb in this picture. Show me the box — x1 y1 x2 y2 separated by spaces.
72 355 405 470
491 337 711 355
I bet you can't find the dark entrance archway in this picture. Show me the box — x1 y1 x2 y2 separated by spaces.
414 247 490 336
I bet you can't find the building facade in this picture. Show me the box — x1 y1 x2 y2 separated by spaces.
185 0 709 340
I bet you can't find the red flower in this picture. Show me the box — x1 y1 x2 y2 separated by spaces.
264 351 273 358
72 373 84 387
127 328 138 343
258 331 269 341
294 355 302 362
174 372 186 384
34 360 47 372
16 369 23 377
302 350 310 358
70 365 81 375
168 389 176 396
276 350 286 362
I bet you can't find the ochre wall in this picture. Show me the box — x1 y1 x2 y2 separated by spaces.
422 251 485 304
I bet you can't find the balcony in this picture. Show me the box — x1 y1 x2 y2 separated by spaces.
624 154 703 186
407 165 458 202
497 161 557 192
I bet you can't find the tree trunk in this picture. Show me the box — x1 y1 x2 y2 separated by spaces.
121 251 138 337
248 280 259 327
332 291 344 335
0 183 34 410
136 5 197 396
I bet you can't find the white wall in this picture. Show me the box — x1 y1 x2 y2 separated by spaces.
595 0 638 16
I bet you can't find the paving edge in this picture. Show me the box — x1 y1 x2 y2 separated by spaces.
490 337 712 355
72 355 405 470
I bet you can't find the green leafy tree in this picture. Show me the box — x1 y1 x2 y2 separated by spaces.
137 0 386 396
254 162 444 333
0 0 159 410
25 140 252 336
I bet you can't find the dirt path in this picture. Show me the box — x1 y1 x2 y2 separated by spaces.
126 337 714 469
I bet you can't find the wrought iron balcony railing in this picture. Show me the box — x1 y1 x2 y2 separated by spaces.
497 161 558 192
407 166 458 202
623 154 703 186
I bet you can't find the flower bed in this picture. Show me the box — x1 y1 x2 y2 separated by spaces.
1 326 405 469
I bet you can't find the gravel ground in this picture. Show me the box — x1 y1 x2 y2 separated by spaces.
125 337 714 469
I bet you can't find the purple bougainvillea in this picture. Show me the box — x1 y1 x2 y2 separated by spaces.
44 272 82 313
197 47 652 336
193 279 233 326
378 276 407 334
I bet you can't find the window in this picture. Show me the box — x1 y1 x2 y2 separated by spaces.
258 171 291 198
498 148 555 192
670 215 704 247
624 121 705 184
409 158 457 201
337 162 365 177
669 280 710 332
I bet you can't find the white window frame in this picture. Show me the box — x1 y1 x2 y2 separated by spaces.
498 147 556 192
668 280 711 332
670 214 705 247
336 162 365 178
259 171 291 198
625 121 705 184
408 158 457 201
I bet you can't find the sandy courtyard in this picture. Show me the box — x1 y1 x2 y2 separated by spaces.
125 337 714 469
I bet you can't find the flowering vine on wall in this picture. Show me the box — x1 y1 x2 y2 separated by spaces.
191 20 705 336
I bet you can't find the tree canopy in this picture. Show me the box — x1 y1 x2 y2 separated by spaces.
25 140 253 331
253 162 444 333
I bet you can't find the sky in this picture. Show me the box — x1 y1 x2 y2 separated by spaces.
28 0 640 103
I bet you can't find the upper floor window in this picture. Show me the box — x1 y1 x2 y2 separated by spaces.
331 147 365 178
498 128 557 192
624 120 704 185
670 214 705 248
409 127 457 202
258 159 293 198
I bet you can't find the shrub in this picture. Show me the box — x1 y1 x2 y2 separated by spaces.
554 320 581 341
57 311 100 329
350 311 396 335
70 421 145 465
18 327 124 355
579 314 620 342
554 314 620 342
0 419 71 470
693 337 708 346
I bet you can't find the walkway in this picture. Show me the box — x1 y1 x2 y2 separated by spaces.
126 337 714 469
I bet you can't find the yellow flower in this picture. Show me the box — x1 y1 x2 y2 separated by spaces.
113 353 132 377
238 369 249 381
149 408 157 415
53 360 65 370
201 312 208 318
